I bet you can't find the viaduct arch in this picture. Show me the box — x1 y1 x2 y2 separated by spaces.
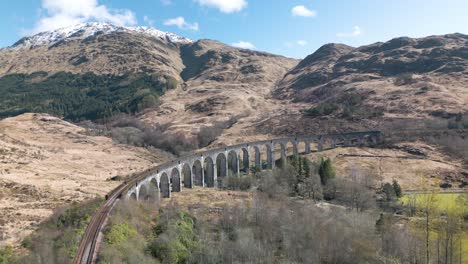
74 131 382 264
126 131 381 200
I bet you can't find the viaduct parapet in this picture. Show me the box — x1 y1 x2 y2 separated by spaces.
125 131 381 201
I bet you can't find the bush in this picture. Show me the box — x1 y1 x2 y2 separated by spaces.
148 210 200 264
165 76 178 90
108 175 124 181
250 165 261 176
304 103 339 117
303 92 383 119
382 183 396 201
105 223 138 245
394 73 415 86
99 200 160 264
0 246 17 264
19 198 103 263
105 114 197 156
318 158 335 185
222 175 255 191
439 182 452 189
197 116 240 148
392 180 402 198
137 94 160 112
258 165 297 198
197 125 223 148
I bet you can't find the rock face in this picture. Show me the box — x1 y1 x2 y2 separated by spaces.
275 33 468 119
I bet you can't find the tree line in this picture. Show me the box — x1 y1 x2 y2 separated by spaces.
0 71 178 121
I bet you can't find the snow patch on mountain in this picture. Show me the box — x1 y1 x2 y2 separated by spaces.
10 22 193 49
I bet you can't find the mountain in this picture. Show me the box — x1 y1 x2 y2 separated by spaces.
0 22 297 122
275 34 468 120
9 22 193 50
0 24 466 142
0 22 189 77
1 25 467 248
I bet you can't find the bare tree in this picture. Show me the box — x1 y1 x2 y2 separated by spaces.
419 181 439 264
337 164 375 212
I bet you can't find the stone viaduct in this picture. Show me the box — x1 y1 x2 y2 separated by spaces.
125 131 381 201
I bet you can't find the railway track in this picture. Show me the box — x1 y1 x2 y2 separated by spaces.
73 168 157 264
73 131 381 263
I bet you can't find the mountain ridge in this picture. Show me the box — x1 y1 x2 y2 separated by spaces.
9 22 193 50
0 24 466 141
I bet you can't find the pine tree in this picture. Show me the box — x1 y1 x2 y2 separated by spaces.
319 158 335 185
382 182 396 201
392 180 402 198
302 157 310 178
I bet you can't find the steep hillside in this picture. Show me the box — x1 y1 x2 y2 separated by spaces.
137 39 298 145
0 23 298 123
275 34 468 120
0 113 168 246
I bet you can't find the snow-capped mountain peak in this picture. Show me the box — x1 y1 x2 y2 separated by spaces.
11 22 193 49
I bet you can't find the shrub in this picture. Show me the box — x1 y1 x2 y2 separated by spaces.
250 165 261 176
19 198 103 263
222 175 255 191
137 94 160 112
304 103 339 117
197 126 223 148
0 246 17 264
148 210 200 264
318 158 335 185
105 114 197 156
111 126 145 146
165 76 178 90
392 180 402 198
105 223 138 245
394 73 415 86
303 92 383 119
439 182 452 189
197 116 240 148
108 175 124 181
382 183 396 201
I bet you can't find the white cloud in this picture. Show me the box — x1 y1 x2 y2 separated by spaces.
291 5 317 17
143 15 154 27
336 26 362 37
297 40 307 46
161 0 172 5
231 41 255 49
195 0 247 13
164 17 199 31
29 0 136 34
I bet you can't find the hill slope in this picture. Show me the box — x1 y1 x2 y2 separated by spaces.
0 23 297 123
0 113 168 246
275 34 468 120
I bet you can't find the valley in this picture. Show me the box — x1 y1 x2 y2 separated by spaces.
0 10 466 264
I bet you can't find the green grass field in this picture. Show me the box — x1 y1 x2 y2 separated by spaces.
401 192 466 212
401 192 468 262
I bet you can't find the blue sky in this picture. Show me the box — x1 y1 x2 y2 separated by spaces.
1 0 467 58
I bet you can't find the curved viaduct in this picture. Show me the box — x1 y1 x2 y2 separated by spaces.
74 131 381 264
